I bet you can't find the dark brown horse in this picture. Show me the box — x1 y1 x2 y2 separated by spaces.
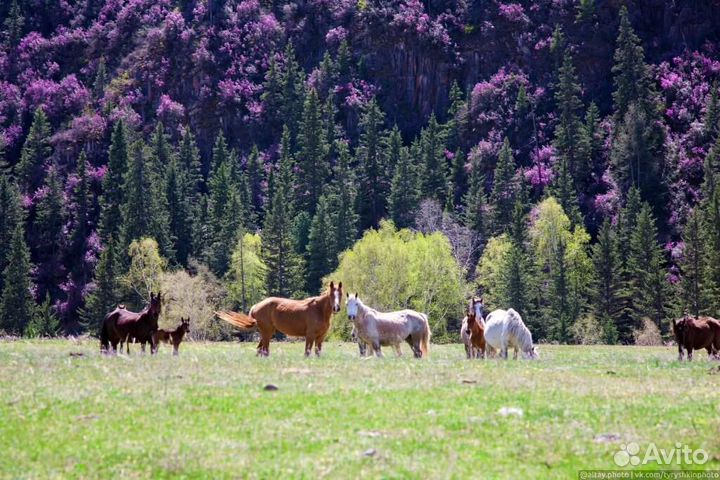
672 314 720 361
462 297 486 359
101 293 162 354
216 281 343 357
152 317 190 355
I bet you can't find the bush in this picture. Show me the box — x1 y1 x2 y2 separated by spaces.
570 315 603 345
633 318 663 346
159 261 230 341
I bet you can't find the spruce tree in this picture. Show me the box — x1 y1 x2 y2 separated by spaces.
450 149 467 208
0 177 22 294
206 143 242 275
306 195 335 293
704 81 719 143
81 237 120 334
628 203 668 331
591 219 621 343
69 151 91 258
297 88 329 213
356 99 388 230
166 158 192 266
3 0 24 47
491 138 517 233
576 102 603 192
25 292 59 338
329 140 359 255
554 51 584 182
420 112 448 203
93 58 107 100
551 154 581 227
262 127 304 297
462 163 487 241
178 128 203 201
549 237 570 342
32 165 64 300
99 120 128 244
701 142 720 315
0 223 34 335
246 145 265 222
679 209 705 317
500 200 532 322
388 130 419 229
16 108 51 193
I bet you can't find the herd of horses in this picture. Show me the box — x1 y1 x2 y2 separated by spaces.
100 282 720 362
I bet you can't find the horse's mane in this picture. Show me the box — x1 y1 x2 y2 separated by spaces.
506 308 534 351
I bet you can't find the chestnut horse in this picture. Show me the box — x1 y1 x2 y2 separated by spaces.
152 317 190 355
216 281 343 357
462 297 486 359
672 315 720 361
101 293 162 354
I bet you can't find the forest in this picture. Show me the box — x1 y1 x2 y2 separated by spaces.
0 0 719 344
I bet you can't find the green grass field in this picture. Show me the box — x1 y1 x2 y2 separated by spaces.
0 340 718 479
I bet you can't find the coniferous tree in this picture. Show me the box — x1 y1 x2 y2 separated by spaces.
701 141 720 315
246 145 265 221
462 163 487 240
499 200 533 321
356 99 388 230
491 138 517 232
0 177 23 294
554 51 584 182
166 158 192 266
263 43 305 141
81 237 120 334
32 165 64 301
420 112 448 203
99 120 128 244
704 81 719 143
26 292 59 338
549 237 570 342
445 81 466 152
93 58 107 100
3 0 24 47
297 88 329 213
306 195 335 293
69 152 91 258
16 108 51 193
329 141 359 256
679 209 705 317
628 203 668 331
178 128 203 201
591 219 622 343
576 102 603 192
551 154 582 227
450 149 467 208
0 223 34 335
388 141 419 230
262 127 304 297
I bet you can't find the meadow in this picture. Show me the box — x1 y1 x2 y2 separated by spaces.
0 340 718 479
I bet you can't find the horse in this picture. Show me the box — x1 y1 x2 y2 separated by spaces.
672 315 720 361
462 296 486 359
345 293 430 358
216 281 343 357
352 324 402 357
101 293 162 354
152 317 190 355
484 308 538 360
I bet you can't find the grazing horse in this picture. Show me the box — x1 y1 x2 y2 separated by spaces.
152 317 190 355
345 294 430 358
216 281 343 357
462 297 486 359
672 315 720 361
101 293 162 354
484 308 538 360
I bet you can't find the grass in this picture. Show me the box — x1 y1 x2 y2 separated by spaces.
0 340 718 479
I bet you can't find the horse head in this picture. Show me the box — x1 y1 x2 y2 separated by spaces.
149 292 162 317
329 281 343 313
181 317 190 334
346 293 360 321
469 296 485 321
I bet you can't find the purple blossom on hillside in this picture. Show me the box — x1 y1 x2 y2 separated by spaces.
325 27 347 46
157 94 185 121
497 3 530 24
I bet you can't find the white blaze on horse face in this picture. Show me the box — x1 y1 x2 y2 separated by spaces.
346 296 359 320
474 302 483 320
333 288 341 312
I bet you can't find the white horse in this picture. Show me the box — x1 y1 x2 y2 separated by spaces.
346 294 431 358
484 308 538 360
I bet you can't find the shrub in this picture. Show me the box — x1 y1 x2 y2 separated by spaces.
633 318 663 346
570 315 603 345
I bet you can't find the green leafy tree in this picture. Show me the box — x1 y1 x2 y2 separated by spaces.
122 237 166 305
16 108 51 192
0 223 34 335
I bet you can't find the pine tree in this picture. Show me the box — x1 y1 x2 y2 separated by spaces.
262 43 306 141
166 158 192 266
32 165 64 301
25 292 59 338
388 140 419 229
500 200 533 322
3 0 24 47
462 162 486 239
420 112 448 203
0 223 34 335
246 145 265 221
178 128 203 200
628 203 668 331
99 120 128 244
262 127 304 297
69 151 91 258
576 102 603 192
549 237 571 342
329 140 359 255
612 6 654 120
93 58 107 100
297 88 329 213
491 138 517 233
679 209 705 317
81 237 120 335
701 141 720 315
554 51 584 184
0 177 22 294
551 154 582 227
445 81 466 152
356 98 388 230
591 219 621 343
450 149 467 208
16 108 51 193
306 195 335 293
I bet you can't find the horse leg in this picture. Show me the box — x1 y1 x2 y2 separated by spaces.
394 344 402 357
304 336 314 357
688 348 693 361
173 342 179 356
314 333 326 357
464 342 470 359
372 341 383 358
678 343 684 361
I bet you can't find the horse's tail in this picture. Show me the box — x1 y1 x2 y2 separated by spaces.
100 320 109 353
420 314 431 358
215 310 256 329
